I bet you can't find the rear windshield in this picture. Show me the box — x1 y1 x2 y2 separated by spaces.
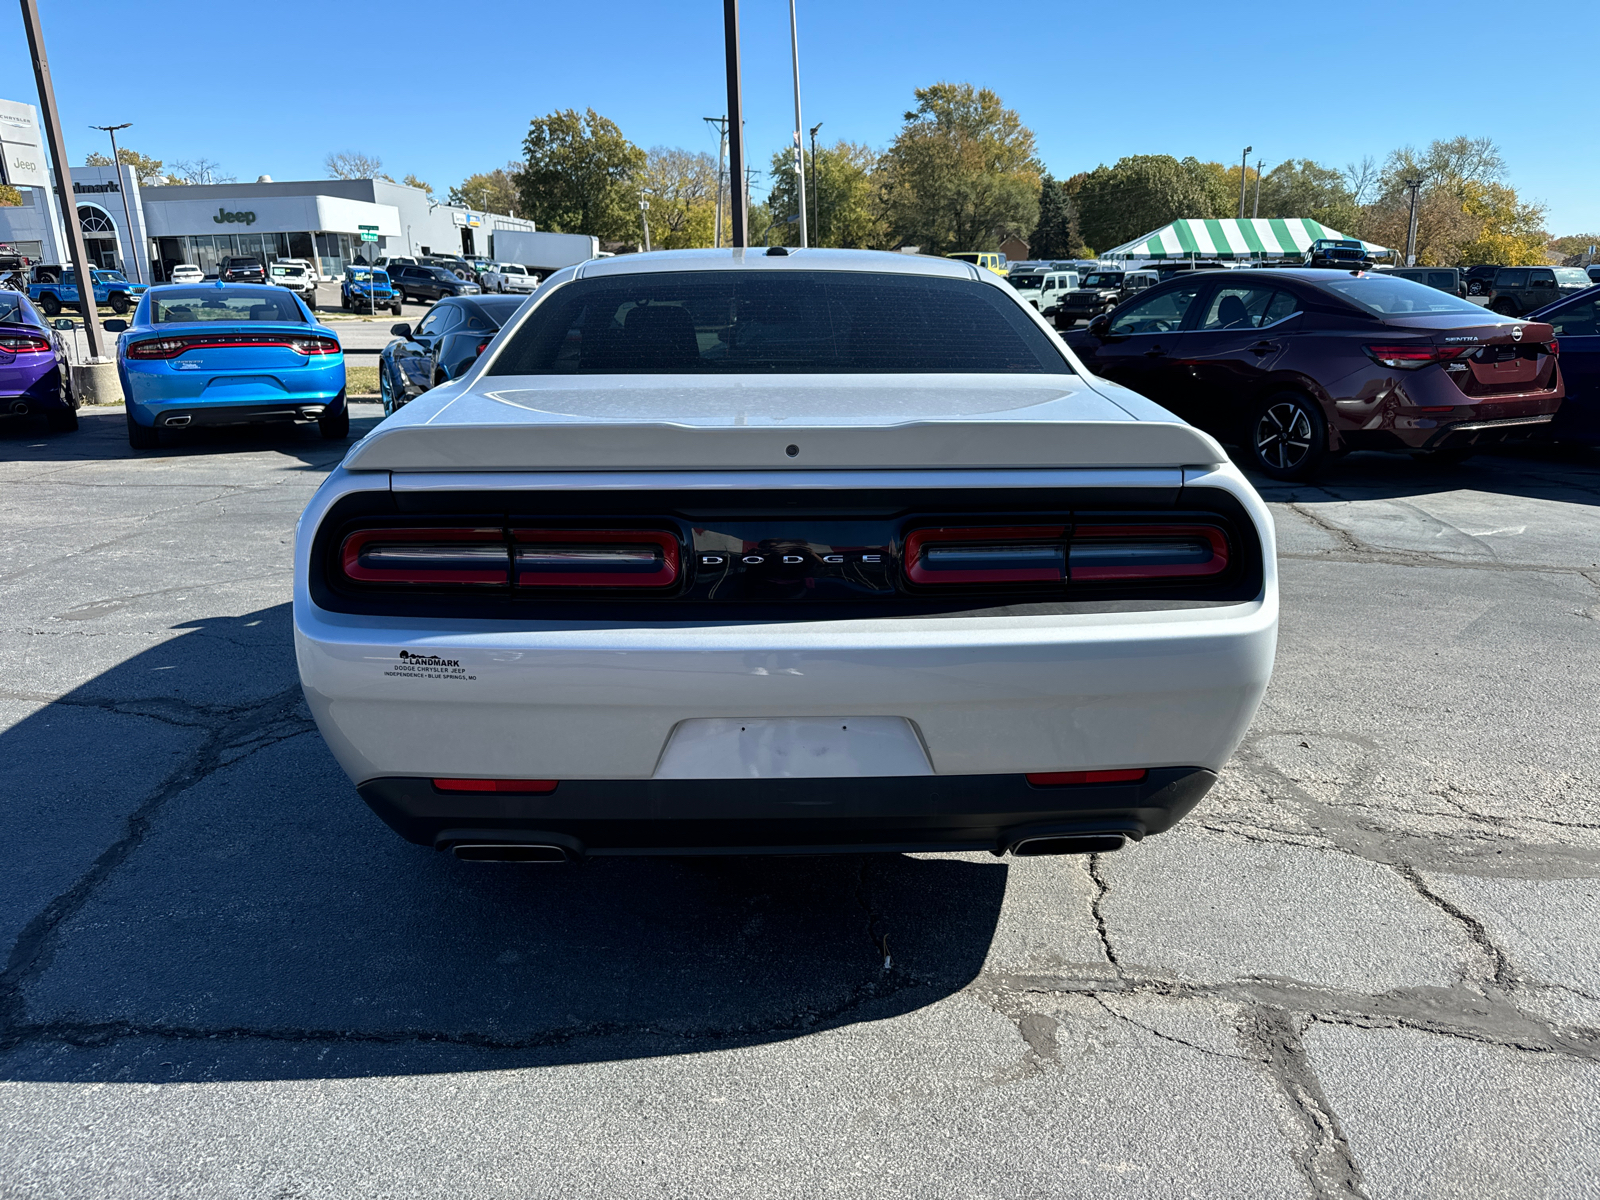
1555 268 1591 286
487 270 1071 375
150 290 306 323
501 264 527 275
1082 274 1122 288
1009 274 1043 289
271 266 305 277
1316 274 1486 316
476 295 529 323
0 295 36 325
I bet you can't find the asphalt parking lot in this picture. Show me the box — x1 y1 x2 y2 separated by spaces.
2 410 1598 1198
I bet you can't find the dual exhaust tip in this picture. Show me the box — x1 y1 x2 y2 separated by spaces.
9 401 29 416
436 823 1141 863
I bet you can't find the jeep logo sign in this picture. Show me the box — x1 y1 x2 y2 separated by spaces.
212 207 257 226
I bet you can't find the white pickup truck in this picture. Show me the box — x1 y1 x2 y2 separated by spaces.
480 262 539 294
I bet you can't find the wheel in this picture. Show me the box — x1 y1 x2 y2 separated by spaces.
1489 299 1516 316
379 366 394 416
109 293 130 315
391 303 402 316
40 293 61 317
318 396 350 440
126 408 160 449
46 406 78 433
304 293 316 311
1246 391 1327 481
1467 279 1486 296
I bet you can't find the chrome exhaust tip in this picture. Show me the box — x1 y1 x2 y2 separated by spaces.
9 401 29 415
1010 832 1128 857
450 843 572 863
162 414 191 427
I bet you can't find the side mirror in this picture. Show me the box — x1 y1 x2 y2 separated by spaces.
103 319 129 333
390 323 412 337
51 318 75 331
1087 314 1113 340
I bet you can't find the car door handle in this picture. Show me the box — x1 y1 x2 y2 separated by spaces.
1249 341 1279 355
1143 345 1168 357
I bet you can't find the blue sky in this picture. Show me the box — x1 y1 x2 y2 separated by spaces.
6 0 1596 235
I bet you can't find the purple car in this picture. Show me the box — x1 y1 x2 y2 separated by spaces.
0 291 76 432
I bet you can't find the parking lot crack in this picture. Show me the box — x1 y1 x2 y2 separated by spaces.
1086 853 1123 974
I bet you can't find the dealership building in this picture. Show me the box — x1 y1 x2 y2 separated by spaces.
2 101 533 282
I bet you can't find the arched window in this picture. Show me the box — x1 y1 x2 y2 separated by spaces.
78 205 116 234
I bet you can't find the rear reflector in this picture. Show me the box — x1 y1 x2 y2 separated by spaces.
341 528 509 586
432 779 559 793
511 528 679 588
1069 525 1228 581
1027 769 1148 786
905 526 1066 585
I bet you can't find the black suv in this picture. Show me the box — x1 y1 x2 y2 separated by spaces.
1052 271 1125 328
1486 266 1592 317
1389 266 1466 297
219 256 266 284
1305 239 1373 270
389 263 482 304
1463 265 1500 296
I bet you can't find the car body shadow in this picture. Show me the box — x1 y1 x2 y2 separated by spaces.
1241 443 1600 508
0 603 1008 1084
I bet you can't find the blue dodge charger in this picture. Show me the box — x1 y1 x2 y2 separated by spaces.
118 282 347 449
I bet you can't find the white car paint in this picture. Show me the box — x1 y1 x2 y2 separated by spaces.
480 262 538 294
293 248 1278 854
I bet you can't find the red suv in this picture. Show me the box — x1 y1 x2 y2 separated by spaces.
1063 268 1563 479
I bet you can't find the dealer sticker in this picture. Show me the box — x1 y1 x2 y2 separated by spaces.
384 650 475 682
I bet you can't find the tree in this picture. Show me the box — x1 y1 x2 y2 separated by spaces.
402 173 433 195
0 183 20 206
1548 233 1600 264
764 140 885 249
1455 182 1548 265
878 83 1041 254
449 167 520 215
1253 159 1360 229
1028 175 1084 259
166 157 235 185
640 147 718 250
84 146 165 186
324 150 386 180
1074 155 1231 252
514 108 645 241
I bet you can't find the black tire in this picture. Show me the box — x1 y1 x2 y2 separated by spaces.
318 396 350 440
46 406 78 433
40 293 61 317
379 367 394 417
1489 299 1517 316
1246 391 1328 481
126 408 160 449
391 303 402 316
109 293 130 315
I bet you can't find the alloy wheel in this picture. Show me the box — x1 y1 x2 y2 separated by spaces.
1254 401 1315 471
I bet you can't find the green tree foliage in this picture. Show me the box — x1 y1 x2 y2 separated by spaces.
1028 175 1085 259
515 108 645 241
402 173 433 195
0 183 21 206
449 167 520 215
84 146 165 186
1253 159 1360 229
640 147 719 250
765 141 886 249
1548 233 1600 264
1074 155 1231 252
878 83 1040 254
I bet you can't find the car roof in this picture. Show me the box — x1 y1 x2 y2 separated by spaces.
574 247 981 282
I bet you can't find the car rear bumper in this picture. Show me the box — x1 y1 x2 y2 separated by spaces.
357 767 1219 856
121 362 346 424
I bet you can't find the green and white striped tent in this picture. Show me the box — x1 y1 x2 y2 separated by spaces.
1103 218 1389 261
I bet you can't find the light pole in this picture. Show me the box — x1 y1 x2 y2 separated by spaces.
1403 178 1422 266
1252 158 1263 219
639 190 652 253
90 122 140 283
704 115 728 249
787 0 807 248
1237 146 1252 220
809 121 823 246
723 0 747 247
22 0 106 360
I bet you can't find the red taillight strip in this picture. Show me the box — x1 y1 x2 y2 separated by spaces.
127 333 341 359
0 333 51 353
1364 344 1469 370
340 528 509 585
1027 769 1148 786
904 526 1066 585
433 779 559 794
1069 525 1229 581
511 528 679 589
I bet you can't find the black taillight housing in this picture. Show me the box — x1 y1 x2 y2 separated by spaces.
903 520 1230 589
336 525 681 592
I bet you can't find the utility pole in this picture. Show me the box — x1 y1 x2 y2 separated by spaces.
703 115 728 249
1237 146 1252 220
723 0 747 247
91 122 139 283
639 189 652 253
788 0 807 248
1403 178 1422 267
809 121 823 246
22 0 106 361
1252 158 1263 220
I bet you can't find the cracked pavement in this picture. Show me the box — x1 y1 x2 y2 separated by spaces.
2 410 1599 1198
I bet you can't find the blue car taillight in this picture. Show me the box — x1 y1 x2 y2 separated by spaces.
126 333 340 359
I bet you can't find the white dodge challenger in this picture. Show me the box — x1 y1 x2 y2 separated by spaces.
293 249 1277 863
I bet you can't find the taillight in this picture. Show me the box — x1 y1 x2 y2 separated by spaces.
0 332 50 353
511 529 679 588
1549 339 1559 355
475 339 490 355
903 523 1228 586
904 526 1066 585
1365 344 1468 370
126 337 188 359
433 778 558 793
1069 525 1229 581
340 528 509 586
126 333 340 359
1027 769 1147 786
288 336 341 355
